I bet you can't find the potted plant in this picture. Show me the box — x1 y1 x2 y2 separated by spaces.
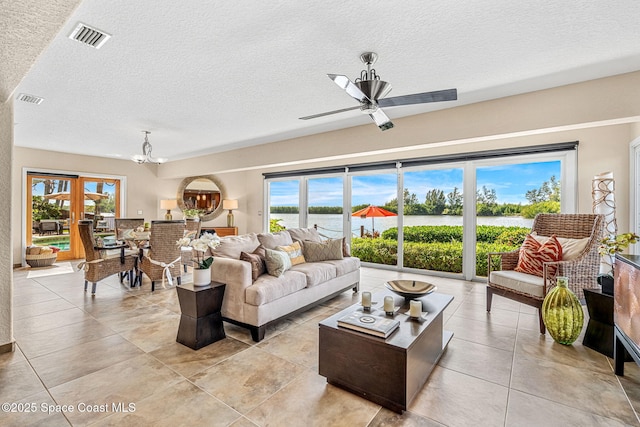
597 232 639 295
183 208 201 220
176 232 221 286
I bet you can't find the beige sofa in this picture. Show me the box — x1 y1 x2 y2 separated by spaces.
210 228 360 341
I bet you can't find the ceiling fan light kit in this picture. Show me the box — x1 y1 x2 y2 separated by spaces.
300 52 457 131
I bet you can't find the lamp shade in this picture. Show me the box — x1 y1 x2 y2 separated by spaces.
160 199 177 210
223 199 238 210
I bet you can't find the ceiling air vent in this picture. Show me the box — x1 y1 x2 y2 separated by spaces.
68 23 111 49
17 93 44 105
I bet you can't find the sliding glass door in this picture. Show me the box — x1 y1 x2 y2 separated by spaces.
264 147 576 280
402 167 464 273
350 172 399 267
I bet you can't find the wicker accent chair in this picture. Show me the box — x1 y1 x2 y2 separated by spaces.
181 218 202 272
139 220 185 291
487 213 604 334
77 220 137 295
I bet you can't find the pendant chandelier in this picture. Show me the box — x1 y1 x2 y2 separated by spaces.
132 131 167 164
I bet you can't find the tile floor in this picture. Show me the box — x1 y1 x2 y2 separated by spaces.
2 264 639 426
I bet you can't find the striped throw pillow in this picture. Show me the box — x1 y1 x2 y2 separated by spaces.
514 234 562 277
276 241 306 265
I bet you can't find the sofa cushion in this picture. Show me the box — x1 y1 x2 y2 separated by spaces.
287 228 322 244
276 241 306 265
303 238 344 262
515 234 562 277
258 231 293 249
489 270 545 298
245 270 307 306
290 262 337 287
240 246 267 281
212 233 260 259
319 257 361 276
264 248 292 277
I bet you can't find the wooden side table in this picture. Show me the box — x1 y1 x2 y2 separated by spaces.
582 289 614 357
176 282 226 350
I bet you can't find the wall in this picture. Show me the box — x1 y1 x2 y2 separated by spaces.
1 100 14 352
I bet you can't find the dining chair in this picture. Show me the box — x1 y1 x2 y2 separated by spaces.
138 220 186 291
77 220 138 295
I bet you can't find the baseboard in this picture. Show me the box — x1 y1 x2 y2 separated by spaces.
0 341 15 355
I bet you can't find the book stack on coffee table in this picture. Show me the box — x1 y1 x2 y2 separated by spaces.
337 310 400 338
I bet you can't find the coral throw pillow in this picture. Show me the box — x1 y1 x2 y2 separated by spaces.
514 234 563 277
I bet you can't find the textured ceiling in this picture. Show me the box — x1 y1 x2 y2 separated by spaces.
11 1 640 162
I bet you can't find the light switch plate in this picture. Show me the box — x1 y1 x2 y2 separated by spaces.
137 210 143 215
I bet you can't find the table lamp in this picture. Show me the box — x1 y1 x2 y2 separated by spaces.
222 199 238 227
160 199 177 220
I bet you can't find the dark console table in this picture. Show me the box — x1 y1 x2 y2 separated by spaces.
614 254 640 375
176 282 226 350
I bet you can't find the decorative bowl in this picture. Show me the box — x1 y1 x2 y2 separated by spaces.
384 280 436 299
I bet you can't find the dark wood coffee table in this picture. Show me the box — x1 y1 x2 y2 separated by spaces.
319 290 453 413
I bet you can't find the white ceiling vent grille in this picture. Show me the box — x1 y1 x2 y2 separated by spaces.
68 23 111 49
17 93 44 105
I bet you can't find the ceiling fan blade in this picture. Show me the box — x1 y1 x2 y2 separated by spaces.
328 74 371 103
299 105 361 120
378 88 457 108
369 108 394 131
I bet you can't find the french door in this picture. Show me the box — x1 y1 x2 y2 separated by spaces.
26 173 121 260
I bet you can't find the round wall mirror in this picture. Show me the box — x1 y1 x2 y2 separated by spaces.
177 175 226 221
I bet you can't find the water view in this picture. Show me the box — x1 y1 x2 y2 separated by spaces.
272 213 534 239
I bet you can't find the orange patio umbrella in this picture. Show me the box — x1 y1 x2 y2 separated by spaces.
352 205 397 235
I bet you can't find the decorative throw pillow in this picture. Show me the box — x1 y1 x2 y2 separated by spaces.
276 241 306 265
287 228 322 245
240 246 267 281
257 231 293 249
118 228 135 240
303 238 344 262
515 234 563 277
532 234 590 261
264 248 292 277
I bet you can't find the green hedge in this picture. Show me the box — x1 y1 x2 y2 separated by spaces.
380 225 529 244
351 237 518 276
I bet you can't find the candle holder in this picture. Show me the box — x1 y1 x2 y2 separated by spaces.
361 291 372 312
384 296 395 316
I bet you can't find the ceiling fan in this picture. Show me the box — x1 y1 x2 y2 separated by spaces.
299 52 457 131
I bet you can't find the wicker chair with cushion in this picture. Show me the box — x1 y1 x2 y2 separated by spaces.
487 213 604 334
181 218 202 272
78 220 137 295
139 220 185 291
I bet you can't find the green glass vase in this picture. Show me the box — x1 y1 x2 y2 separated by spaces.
542 276 584 345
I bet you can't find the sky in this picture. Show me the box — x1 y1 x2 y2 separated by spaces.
269 160 561 207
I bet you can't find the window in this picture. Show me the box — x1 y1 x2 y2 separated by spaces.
264 143 577 280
